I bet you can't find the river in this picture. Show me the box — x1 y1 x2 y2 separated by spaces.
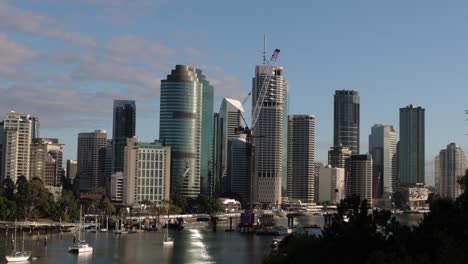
0 214 423 264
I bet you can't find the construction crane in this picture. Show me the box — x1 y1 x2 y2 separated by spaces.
236 48 280 139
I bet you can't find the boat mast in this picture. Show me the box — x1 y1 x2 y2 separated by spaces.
22 231 25 252
13 220 17 252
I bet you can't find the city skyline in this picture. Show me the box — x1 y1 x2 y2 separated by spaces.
2 1 468 185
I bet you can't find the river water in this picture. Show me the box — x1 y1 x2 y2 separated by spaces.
0 214 423 264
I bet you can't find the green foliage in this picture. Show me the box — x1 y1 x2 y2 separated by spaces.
100 197 116 215
393 190 409 210
56 191 80 221
264 172 468 264
171 195 224 214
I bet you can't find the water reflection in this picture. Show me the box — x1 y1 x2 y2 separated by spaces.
188 229 213 263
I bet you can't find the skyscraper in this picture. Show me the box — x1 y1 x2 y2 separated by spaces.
123 138 171 205
1 112 36 182
212 113 224 197
251 64 286 207
66 160 77 183
369 125 397 198
30 138 63 186
227 138 251 206
112 100 136 174
77 130 107 193
345 154 373 204
218 98 245 194
328 144 352 169
334 90 360 154
287 115 315 203
435 143 466 200
160 65 202 197
399 105 425 186
196 69 214 196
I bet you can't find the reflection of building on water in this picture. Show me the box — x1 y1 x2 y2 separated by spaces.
188 229 212 263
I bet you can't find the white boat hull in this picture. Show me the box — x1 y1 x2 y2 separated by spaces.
5 256 30 262
162 241 174 246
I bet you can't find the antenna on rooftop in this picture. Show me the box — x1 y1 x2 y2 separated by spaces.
263 34 267 64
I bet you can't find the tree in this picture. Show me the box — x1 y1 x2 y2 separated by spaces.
392 190 408 210
101 197 115 215
56 191 80 222
1 178 15 200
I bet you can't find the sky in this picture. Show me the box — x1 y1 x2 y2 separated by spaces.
1 0 468 186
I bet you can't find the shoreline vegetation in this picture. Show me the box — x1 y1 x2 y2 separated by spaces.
263 172 468 264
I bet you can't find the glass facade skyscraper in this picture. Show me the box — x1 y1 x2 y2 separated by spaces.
435 143 465 200
160 65 202 197
399 105 425 186
334 90 360 154
112 100 136 174
196 69 214 196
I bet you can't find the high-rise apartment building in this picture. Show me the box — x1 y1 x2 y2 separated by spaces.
212 113 224 197
77 130 107 193
369 125 397 198
287 115 315 203
334 90 360 154
1 112 36 182
251 64 286 207
317 165 345 204
160 65 202 197
30 138 63 186
345 154 373 204
435 143 466 200
197 69 214 196
218 98 245 194
328 144 352 169
227 138 251 206
112 100 136 174
123 138 171 205
399 105 425 186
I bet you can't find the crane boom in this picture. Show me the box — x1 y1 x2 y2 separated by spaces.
251 49 280 130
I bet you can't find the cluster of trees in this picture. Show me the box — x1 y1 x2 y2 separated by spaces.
171 194 224 215
264 172 468 264
0 176 114 222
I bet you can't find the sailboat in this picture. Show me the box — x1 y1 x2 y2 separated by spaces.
162 204 173 246
100 216 109 232
91 215 98 233
5 222 31 262
68 206 93 253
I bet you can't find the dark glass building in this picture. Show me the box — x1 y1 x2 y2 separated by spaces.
334 90 360 154
112 100 136 174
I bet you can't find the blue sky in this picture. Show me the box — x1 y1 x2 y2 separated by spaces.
1 0 468 185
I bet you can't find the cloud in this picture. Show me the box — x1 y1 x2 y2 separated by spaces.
0 34 38 79
199 66 247 101
70 56 161 89
106 35 176 62
0 1 96 47
80 0 159 7
184 47 203 57
0 83 159 128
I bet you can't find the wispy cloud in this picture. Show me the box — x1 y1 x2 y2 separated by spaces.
0 1 96 48
106 35 176 62
184 47 203 57
0 34 38 80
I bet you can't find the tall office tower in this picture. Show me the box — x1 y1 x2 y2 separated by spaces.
31 116 40 140
369 125 397 198
218 98 245 194
227 138 251 206
399 105 425 186
1 112 36 182
77 130 107 193
282 86 289 193
196 69 214 196
123 138 171 205
435 143 466 200
30 138 63 186
328 144 352 169
212 113 224 196
334 90 360 154
66 160 77 183
251 63 286 208
287 115 315 203
160 65 202 197
112 100 136 174
345 154 373 204
104 140 113 196
317 165 345 204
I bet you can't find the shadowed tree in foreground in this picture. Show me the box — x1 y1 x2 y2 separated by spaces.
264 170 468 264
